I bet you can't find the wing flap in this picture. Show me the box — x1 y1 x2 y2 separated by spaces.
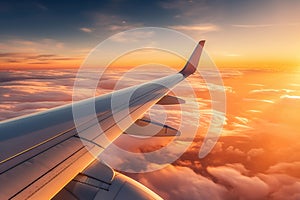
124 117 180 137
53 160 114 200
156 95 185 105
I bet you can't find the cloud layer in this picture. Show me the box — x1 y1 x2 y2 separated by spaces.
1 68 300 199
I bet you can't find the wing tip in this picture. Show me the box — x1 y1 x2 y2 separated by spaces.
179 40 205 77
199 40 206 47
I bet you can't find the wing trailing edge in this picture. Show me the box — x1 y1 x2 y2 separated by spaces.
124 117 180 137
156 95 185 105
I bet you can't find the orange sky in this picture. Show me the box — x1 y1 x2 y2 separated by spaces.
1 33 299 70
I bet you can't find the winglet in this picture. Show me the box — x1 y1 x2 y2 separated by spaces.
179 40 205 77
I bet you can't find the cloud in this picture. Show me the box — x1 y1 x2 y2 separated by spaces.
131 162 300 200
247 148 264 161
169 24 219 32
244 98 275 104
110 30 155 43
0 38 66 54
0 52 29 57
28 54 57 59
0 69 76 120
280 95 300 100
232 23 300 28
92 13 142 33
247 148 264 157
225 146 246 157
232 24 275 28
0 50 81 68
208 166 269 200
259 173 300 200
108 24 140 31
0 38 76 68
249 88 295 95
0 70 74 83
267 162 300 177
208 165 300 200
79 27 93 33
270 182 300 200
2 68 300 200
225 163 250 175
0 52 66 62
28 61 51 65
132 165 228 200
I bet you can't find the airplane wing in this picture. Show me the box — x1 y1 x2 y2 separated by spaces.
0 40 205 200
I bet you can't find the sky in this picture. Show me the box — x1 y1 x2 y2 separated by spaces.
0 0 300 69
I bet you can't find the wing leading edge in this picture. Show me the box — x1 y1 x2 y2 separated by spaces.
0 40 205 199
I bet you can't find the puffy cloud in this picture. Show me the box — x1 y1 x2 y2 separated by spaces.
270 182 300 200
267 162 300 178
130 163 300 200
132 165 228 200
225 163 250 175
247 148 264 160
208 166 269 200
258 173 300 200
225 146 246 157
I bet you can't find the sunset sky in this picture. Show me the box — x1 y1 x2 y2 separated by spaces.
0 0 300 69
